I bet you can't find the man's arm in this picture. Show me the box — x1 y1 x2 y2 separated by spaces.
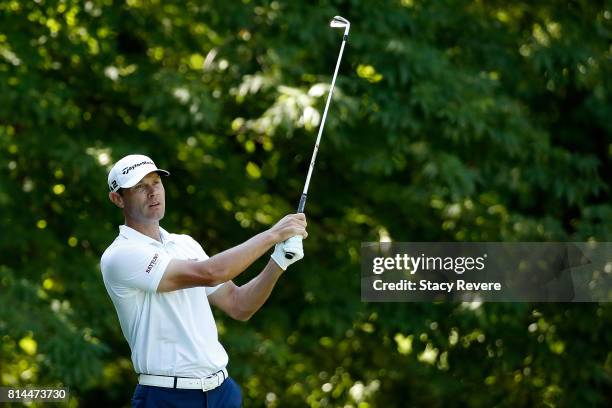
207 259 284 321
157 213 306 292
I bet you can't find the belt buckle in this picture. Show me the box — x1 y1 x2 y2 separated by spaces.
201 374 219 392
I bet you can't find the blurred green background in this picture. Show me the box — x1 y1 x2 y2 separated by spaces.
1 0 611 406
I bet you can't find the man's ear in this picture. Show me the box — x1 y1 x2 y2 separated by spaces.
109 191 124 209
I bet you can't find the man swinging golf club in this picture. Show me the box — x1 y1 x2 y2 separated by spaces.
100 15 349 407
101 154 307 407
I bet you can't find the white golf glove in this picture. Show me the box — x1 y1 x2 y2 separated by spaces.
271 235 304 270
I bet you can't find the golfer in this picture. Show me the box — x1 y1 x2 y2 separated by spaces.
100 154 307 407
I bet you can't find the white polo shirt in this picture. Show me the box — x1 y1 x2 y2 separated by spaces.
100 225 229 377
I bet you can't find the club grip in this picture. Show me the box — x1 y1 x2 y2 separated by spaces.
297 193 307 213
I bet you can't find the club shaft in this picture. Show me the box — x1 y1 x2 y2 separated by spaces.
297 36 348 212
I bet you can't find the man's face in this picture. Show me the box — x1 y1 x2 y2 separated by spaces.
120 172 165 224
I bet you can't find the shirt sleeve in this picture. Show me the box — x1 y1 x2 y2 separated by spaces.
184 236 222 296
101 244 171 294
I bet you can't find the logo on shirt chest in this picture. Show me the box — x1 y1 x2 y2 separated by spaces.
145 253 159 273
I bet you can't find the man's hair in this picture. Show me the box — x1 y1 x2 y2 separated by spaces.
117 188 124 197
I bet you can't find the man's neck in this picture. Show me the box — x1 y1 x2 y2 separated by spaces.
125 219 162 242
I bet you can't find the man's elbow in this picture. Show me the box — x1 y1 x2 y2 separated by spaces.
232 311 255 322
233 310 254 322
229 289 254 321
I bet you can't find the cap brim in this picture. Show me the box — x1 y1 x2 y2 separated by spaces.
120 169 170 189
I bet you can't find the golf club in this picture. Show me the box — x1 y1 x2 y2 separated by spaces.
283 15 350 260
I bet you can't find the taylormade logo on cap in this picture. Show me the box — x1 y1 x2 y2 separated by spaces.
122 160 154 175
107 154 170 192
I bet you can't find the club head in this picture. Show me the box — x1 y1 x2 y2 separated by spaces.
330 16 349 28
330 16 350 35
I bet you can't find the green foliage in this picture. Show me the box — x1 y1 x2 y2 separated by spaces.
0 0 610 406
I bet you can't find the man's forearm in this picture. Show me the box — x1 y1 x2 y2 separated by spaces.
202 230 277 283
232 259 284 320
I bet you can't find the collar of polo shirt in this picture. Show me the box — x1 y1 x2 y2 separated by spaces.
119 225 175 245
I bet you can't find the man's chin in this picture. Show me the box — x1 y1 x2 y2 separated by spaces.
145 208 165 221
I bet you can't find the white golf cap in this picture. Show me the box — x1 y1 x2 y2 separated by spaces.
107 154 170 192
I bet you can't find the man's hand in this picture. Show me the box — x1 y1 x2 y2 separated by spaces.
271 239 303 270
268 213 308 243
269 214 307 270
